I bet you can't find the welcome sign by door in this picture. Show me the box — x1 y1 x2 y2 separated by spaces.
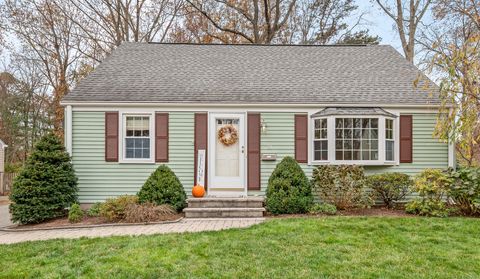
196 149 206 187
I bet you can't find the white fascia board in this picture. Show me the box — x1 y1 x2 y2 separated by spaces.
61 101 445 109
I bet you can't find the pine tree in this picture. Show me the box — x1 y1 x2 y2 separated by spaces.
9 133 78 224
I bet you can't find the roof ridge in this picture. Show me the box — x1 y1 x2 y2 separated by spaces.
144 42 375 47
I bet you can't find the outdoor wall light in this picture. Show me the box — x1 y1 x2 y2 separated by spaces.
261 118 267 134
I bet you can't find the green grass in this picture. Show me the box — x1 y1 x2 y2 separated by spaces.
1 217 480 278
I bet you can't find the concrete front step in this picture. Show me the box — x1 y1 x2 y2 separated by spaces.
187 197 264 209
184 207 266 218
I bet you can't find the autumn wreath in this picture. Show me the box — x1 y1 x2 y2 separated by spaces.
217 125 238 146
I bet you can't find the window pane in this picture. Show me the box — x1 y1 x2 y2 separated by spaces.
371 140 378 149
353 140 360 149
371 119 378 128
321 141 328 150
362 129 369 139
344 140 352 149
361 140 370 149
371 151 378 160
362 119 370 128
314 151 321 161
344 151 352 160
126 149 134 158
353 150 361 160
143 149 150 159
314 141 320 151
336 129 343 138
386 141 394 161
371 129 378 138
315 119 321 129
344 129 352 139
321 119 327 129
345 118 353 128
353 129 361 139
321 129 327 138
362 151 370 160
315 130 321 139
321 151 328 160
336 118 343 128
126 138 134 148
354 118 361 128
336 151 343 160
336 140 343 149
134 149 142 158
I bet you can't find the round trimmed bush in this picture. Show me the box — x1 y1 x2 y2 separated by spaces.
367 172 412 208
265 156 313 214
137 165 187 212
9 133 78 224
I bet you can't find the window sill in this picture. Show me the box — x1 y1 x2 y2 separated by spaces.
118 159 156 164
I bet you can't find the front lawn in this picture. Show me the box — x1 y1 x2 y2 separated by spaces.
1 217 479 278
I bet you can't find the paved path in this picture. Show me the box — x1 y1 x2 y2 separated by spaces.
0 218 265 245
0 205 13 228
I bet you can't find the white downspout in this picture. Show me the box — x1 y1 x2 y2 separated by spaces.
65 105 73 156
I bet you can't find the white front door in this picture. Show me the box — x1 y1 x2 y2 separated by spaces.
209 113 245 194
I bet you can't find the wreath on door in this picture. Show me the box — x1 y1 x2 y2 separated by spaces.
218 124 238 146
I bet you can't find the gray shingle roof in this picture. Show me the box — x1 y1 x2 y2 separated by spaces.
63 43 440 105
311 107 398 118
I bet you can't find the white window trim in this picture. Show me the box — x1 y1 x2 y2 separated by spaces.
119 111 155 164
308 113 400 166
385 117 396 163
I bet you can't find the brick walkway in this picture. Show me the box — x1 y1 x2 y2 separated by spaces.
0 218 265 245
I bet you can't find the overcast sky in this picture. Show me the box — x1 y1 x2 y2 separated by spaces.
0 0 435 63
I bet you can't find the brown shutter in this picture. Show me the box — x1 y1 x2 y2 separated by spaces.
400 115 413 163
295 114 308 163
247 113 261 190
105 112 119 162
155 113 169 162
194 113 208 188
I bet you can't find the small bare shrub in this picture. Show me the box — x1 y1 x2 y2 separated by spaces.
312 165 372 210
124 203 176 223
99 195 138 222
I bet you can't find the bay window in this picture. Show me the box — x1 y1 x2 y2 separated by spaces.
310 108 397 165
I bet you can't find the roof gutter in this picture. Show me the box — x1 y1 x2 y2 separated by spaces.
60 101 448 109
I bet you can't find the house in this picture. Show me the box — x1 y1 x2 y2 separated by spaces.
61 43 454 204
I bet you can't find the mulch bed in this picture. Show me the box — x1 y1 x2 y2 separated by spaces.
6 214 183 230
267 207 411 219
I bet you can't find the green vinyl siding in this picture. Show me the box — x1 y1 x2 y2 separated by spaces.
252 112 448 195
72 111 194 203
72 111 447 201
256 113 314 195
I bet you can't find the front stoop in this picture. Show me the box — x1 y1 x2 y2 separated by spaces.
184 197 265 218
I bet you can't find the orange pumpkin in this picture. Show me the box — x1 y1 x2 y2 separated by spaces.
192 185 205 198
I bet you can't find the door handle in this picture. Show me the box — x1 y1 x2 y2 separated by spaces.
241 146 245 154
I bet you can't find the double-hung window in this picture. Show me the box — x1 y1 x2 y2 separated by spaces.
124 115 152 160
313 118 328 161
385 118 395 161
